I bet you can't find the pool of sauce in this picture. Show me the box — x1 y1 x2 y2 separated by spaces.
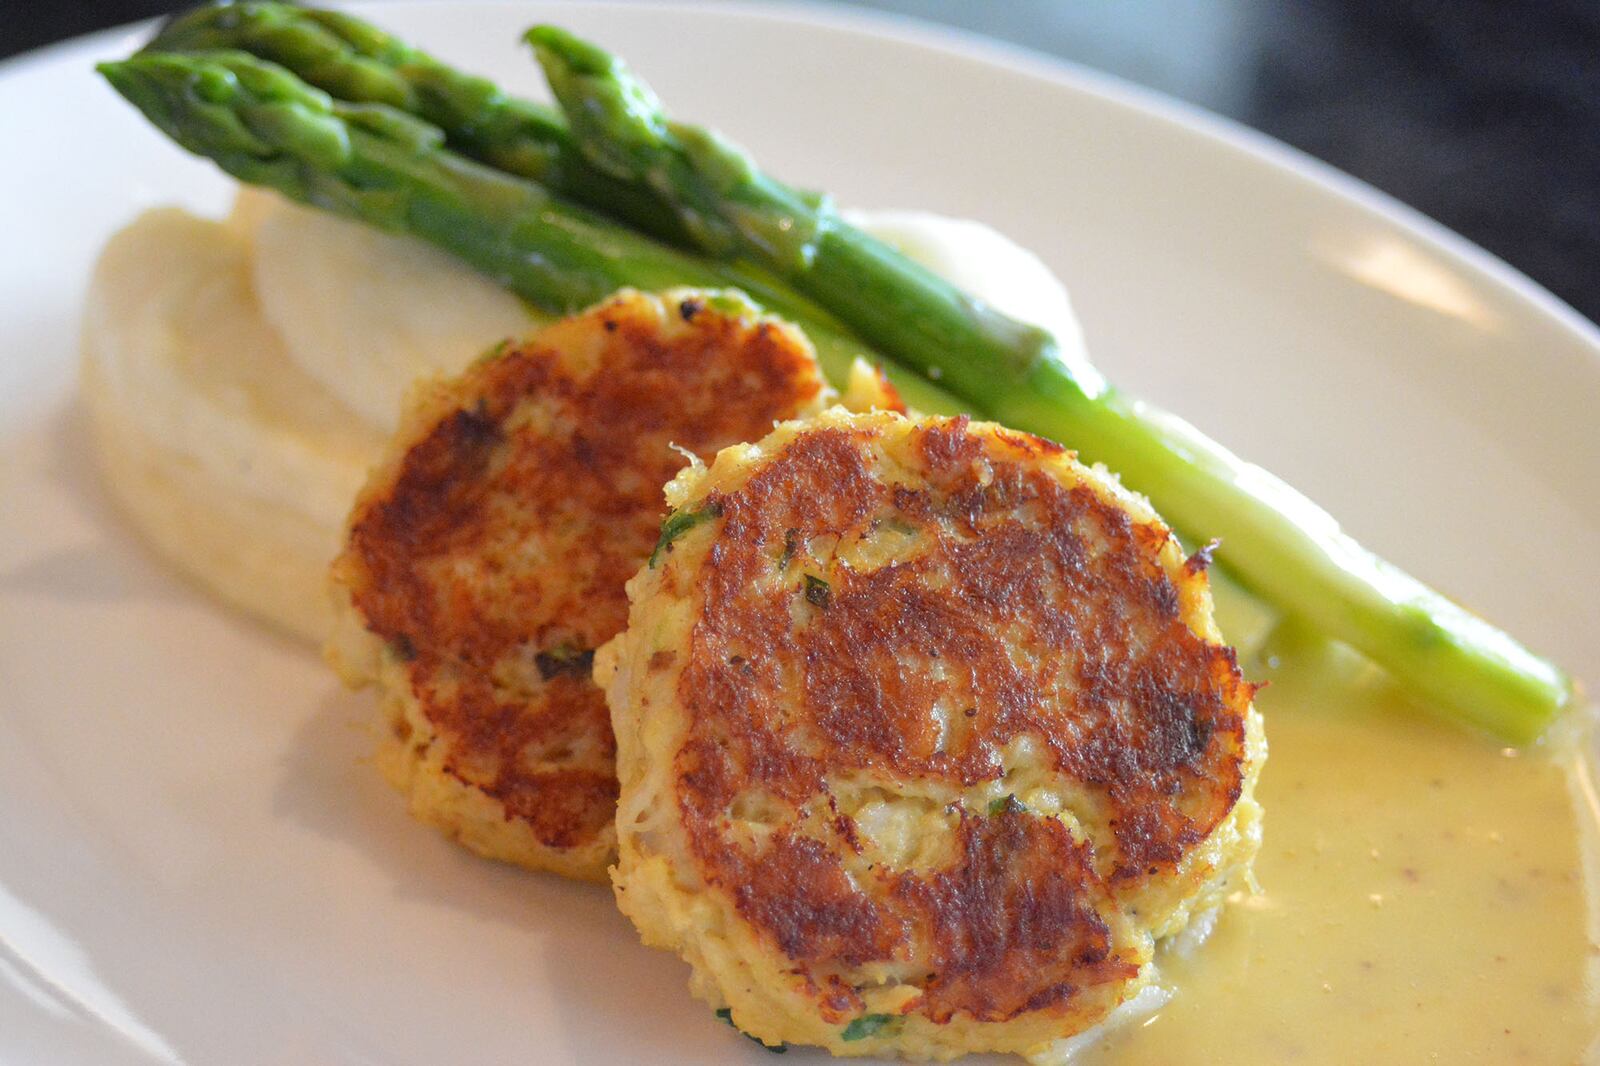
1082 605 1598 1064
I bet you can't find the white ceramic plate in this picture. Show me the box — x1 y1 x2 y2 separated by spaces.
2 3 1597 1062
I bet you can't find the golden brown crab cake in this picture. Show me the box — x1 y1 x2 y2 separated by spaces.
599 408 1265 1060
328 290 902 881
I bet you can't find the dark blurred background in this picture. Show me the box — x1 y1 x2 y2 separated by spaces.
9 0 1597 323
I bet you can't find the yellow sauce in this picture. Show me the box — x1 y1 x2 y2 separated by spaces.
1084 629 1599 1064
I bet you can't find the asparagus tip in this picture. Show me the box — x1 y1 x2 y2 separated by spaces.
522 24 613 75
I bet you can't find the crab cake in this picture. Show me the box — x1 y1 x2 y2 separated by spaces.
599 409 1265 1060
328 290 901 881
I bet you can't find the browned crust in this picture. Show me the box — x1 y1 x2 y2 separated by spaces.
334 292 830 863
670 416 1255 1022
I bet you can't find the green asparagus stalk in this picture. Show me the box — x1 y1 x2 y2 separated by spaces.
140 1 686 242
97 50 962 415
523 26 1574 742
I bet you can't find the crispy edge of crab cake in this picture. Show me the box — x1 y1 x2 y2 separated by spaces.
598 407 1265 1060
327 289 905 881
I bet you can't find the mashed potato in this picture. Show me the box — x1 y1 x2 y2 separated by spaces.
80 206 385 637
80 190 1087 642
249 192 541 432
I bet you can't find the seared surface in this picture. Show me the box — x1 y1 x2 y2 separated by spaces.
331 290 847 878
605 409 1264 1057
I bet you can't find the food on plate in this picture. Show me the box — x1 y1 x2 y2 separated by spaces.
90 5 1595 1062
599 408 1264 1059
106 22 1571 741
327 289 897 878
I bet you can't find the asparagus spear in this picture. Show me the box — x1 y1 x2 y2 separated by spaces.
97 50 962 415
523 26 1573 742
145 3 1055 381
140 0 685 242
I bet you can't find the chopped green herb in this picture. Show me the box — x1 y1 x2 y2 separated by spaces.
804 574 832 608
841 1013 901 1042
388 633 417 662
534 643 594 680
988 794 1027 816
472 337 515 367
706 291 757 316
650 503 722 567
778 527 800 570
883 516 921 537
715 1008 788 1053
